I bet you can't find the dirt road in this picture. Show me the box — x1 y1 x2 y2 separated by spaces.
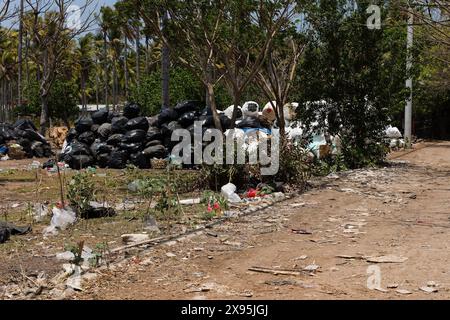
78 141 450 300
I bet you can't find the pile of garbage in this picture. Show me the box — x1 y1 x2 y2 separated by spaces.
385 126 405 149
0 120 53 160
59 101 284 170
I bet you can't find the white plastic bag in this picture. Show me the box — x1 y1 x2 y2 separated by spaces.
385 126 402 139
221 183 242 203
50 207 76 230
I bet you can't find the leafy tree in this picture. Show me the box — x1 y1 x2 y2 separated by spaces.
18 78 79 127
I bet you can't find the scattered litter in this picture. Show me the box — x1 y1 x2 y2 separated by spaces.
179 198 201 205
166 252 176 258
249 266 302 276
396 289 412 295
365 255 408 264
0 222 32 244
44 207 76 235
290 202 306 208
33 203 49 222
291 228 312 235
56 251 76 261
420 286 438 293
303 264 320 272
121 234 150 244
221 183 242 203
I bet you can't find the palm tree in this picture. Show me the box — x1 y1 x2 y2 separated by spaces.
76 34 95 114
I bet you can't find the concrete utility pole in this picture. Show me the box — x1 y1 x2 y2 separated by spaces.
405 8 414 148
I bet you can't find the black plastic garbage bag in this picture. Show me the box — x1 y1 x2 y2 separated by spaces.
157 108 179 126
65 141 91 156
0 228 9 243
220 114 232 130
129 152 150 169
123 129 146 143
97 153 110 168
107 150 129 169
111 116 129 133
161 121 181 137
31 141 45 158
43 158 56 169
78 131 96 145
123 102 141 119
236 116 262 129
91 124 100 133
0 123 17 140
42 144 53 157
143 145 166 159
0 221 31 244
145 140 163 148
75 117 94 134
107 111 120 122
107 134 124 146
118 142 143 153
97 123 112 138
125 117 149 132
66 128 78 143
18 138 32 155
13 119 37 132
174 100 202 114
22 129 47 143
92 108 109 125
178 111 199 128
147 127 162 142
147 116 159 127
80 206 116 219
70 154 94 170
90 141 113 157
201 107 213 116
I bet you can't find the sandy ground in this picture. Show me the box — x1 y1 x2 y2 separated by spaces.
63 141 450 300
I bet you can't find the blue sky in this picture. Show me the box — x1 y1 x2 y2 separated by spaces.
3 0 118 29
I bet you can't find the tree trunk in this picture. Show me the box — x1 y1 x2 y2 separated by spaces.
81 71 87 115
112 61 118 110
17 0 24 107
25 32 30 85
230 89 241 129
103 32 109 111
145 35 150 74
40 94 50 135
124 36 129 99
161 10 170 110
206 83 222 132
135 24 140 86
95 65 100 110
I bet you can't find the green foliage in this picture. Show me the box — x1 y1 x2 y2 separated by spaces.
200 191 228 220
64 241 85 266
131 67 204 116
128 171 181 220
275 142 311 187
66 172 96 216
313 153 348 176
17 79 79 123
293 1 405 168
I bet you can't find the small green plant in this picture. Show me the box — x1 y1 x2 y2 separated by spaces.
200 191 229 220
64 241 84 265
89 242 109 267
66 172 96 216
